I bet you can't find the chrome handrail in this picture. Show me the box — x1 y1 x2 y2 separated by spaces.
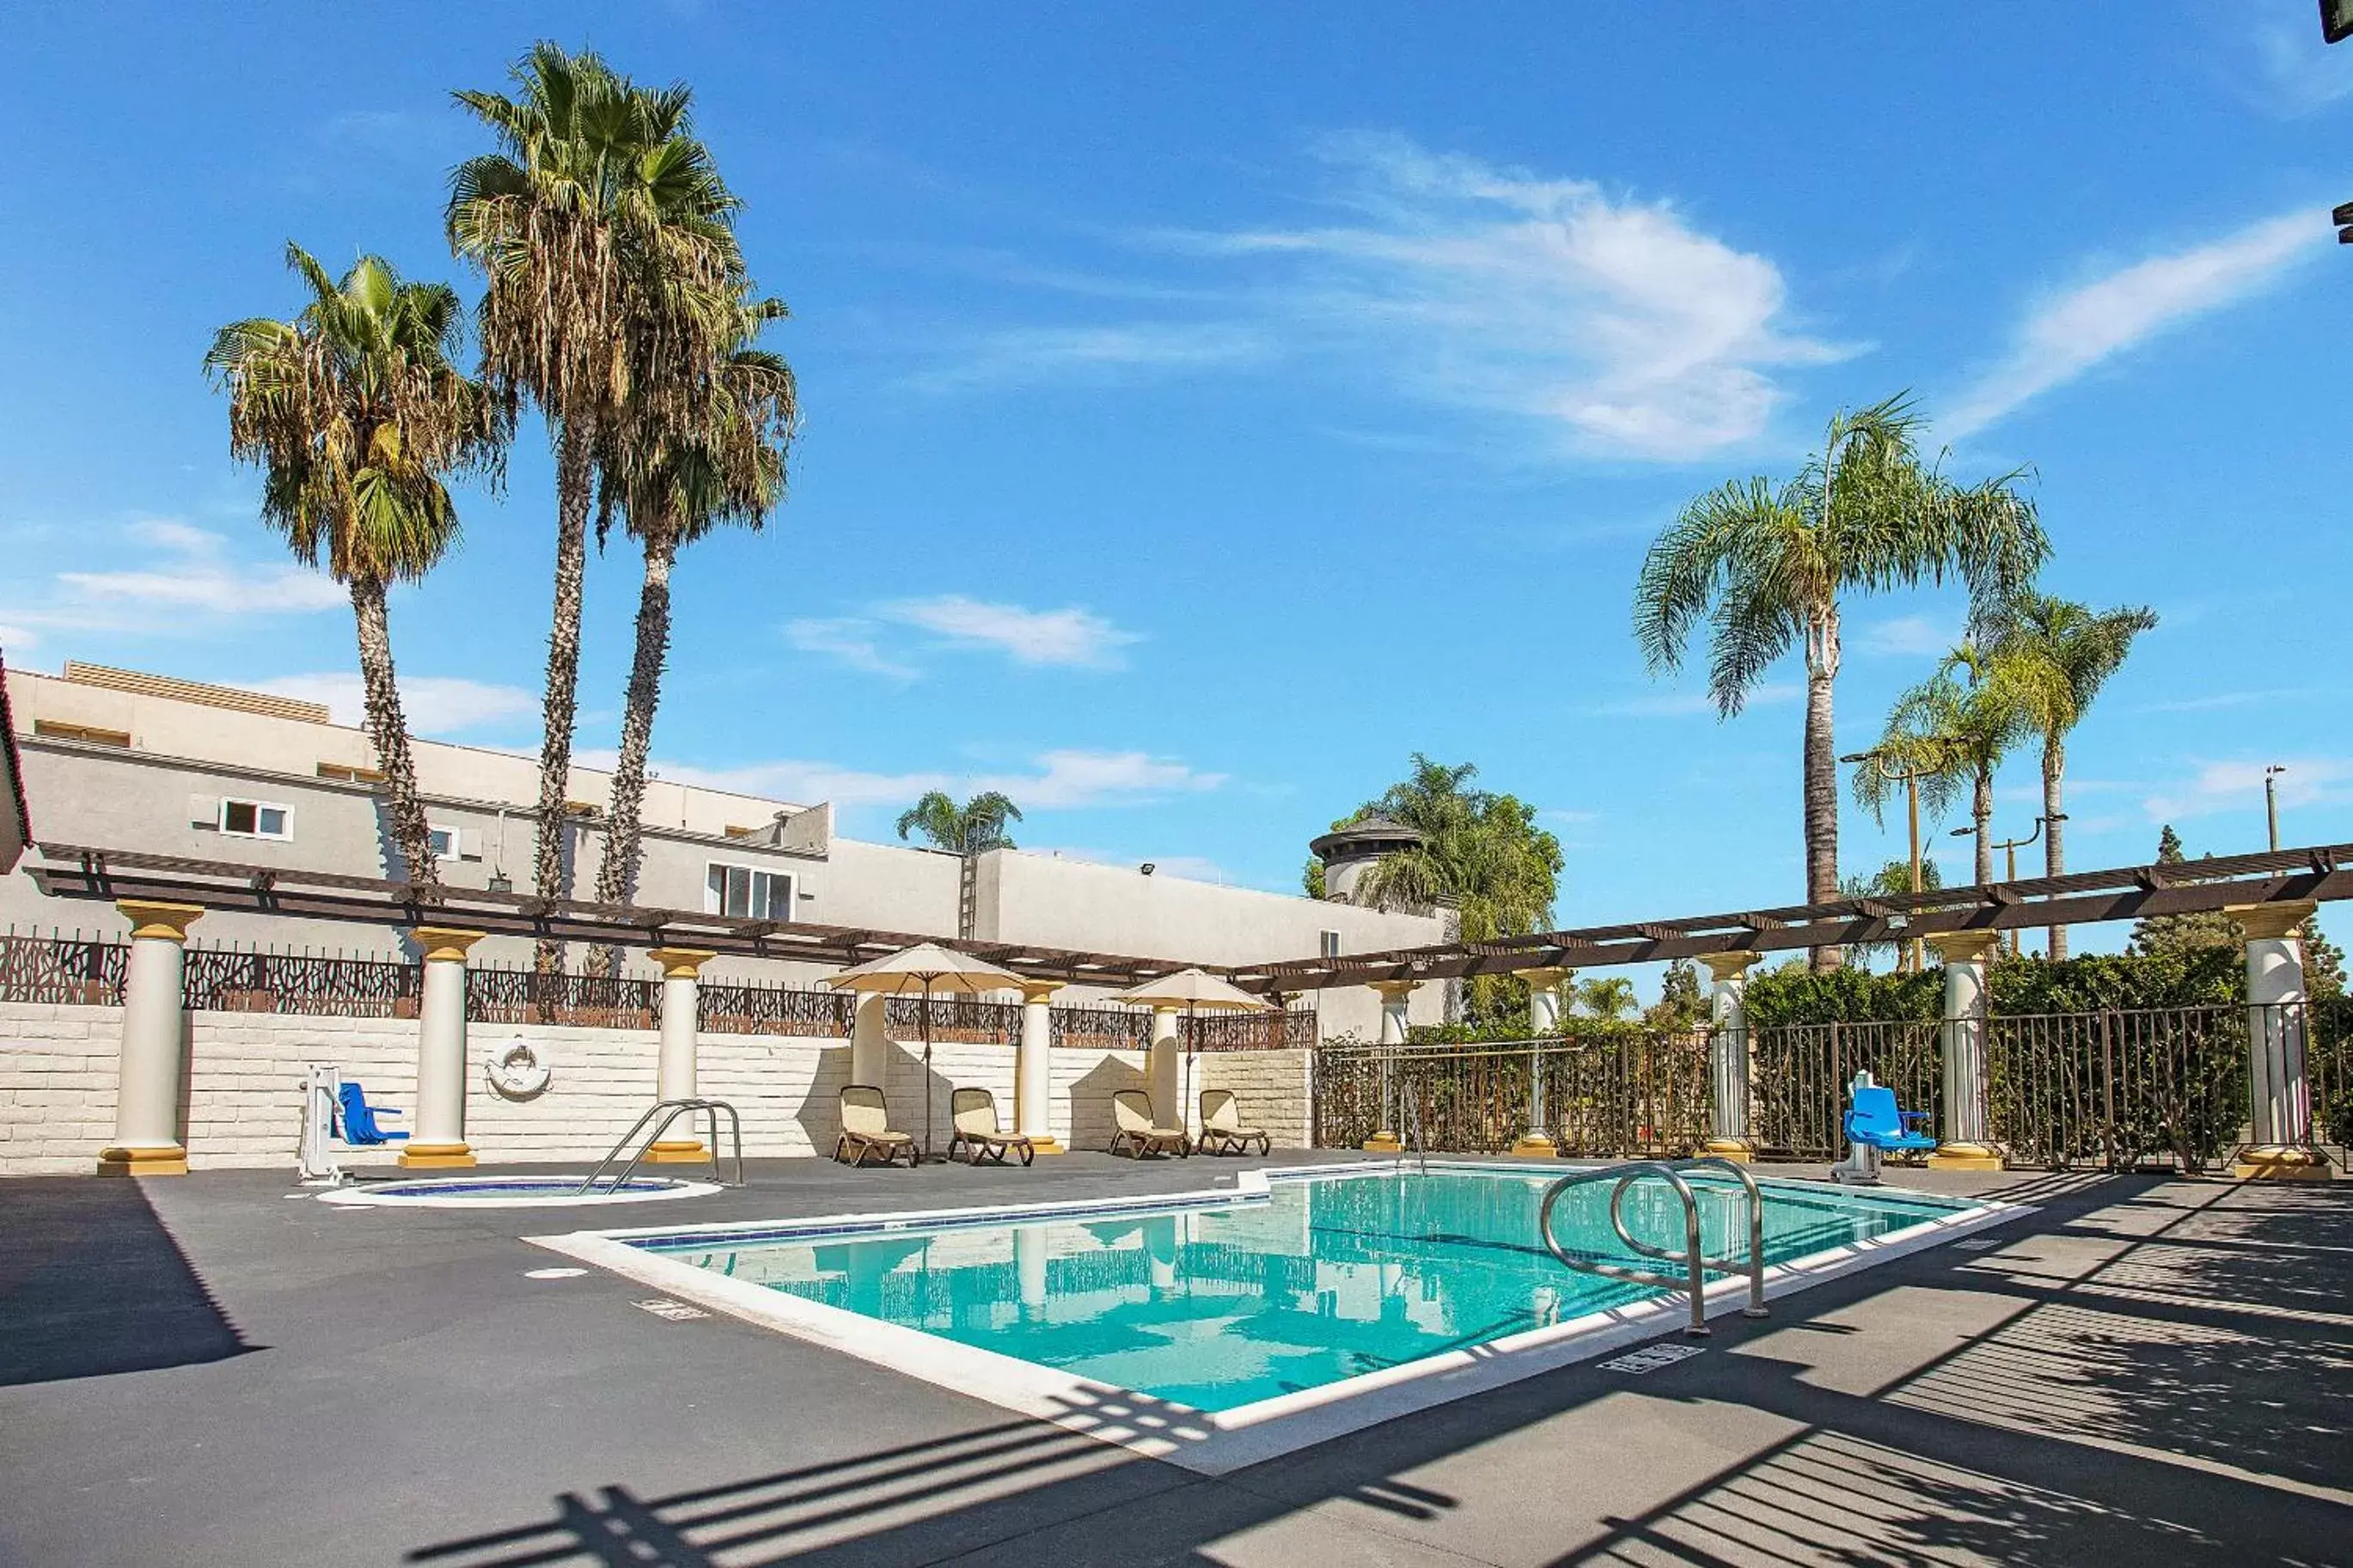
577 1097 746 1194
1537 1158 1769 1336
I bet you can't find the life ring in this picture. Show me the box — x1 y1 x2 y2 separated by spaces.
486 1039 553 1099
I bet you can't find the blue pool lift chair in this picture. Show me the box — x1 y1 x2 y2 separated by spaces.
334 1082 410 1146
1829 1073 1934 1185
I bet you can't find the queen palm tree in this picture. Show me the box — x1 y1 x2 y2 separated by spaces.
205 245 505 884
1633 394 2046 969
447 43 746 961
1980 591 2158 957
1886 643 2031 888
895 791 1024 854
584 298 796 970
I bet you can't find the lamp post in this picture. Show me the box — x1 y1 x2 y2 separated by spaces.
2266 765 2285 852
1955 816 2057 957
1843 747 1940 971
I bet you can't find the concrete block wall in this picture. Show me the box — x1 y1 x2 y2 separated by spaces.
1199 1048 1313 1149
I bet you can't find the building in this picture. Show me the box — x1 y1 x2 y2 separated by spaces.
3 661 1446 1040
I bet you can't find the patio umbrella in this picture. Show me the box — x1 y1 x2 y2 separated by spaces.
1107 968 1273 1133
824 943 1025 1160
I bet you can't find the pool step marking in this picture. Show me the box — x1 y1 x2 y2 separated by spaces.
1597 1343 1704 1375
525 1266 587 1280
633 1298 712 1321
1951 1238 2002 1251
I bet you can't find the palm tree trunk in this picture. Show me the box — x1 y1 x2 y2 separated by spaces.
530 416 596 975
349 573 439 888
584 524 679 978
1803 606 1843 972
1973 766 1995 886
2044 734 2067 960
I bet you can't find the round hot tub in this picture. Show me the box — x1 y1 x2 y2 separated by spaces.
316 1175 721 1209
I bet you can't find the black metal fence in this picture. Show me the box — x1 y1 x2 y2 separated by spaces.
1313 1029 1713 1156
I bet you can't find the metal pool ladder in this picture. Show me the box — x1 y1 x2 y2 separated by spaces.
1537 1157 1769 1337
577 1098 747 1195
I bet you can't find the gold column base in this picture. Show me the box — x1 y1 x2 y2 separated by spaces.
1509 1135 1558 1158
1702 1138 1756 1163
97 1144 188 1177
1927 1141 2003 1172
2232 1145 2334 1181
399 1143 477 1169
1025 1137 1067 1156
642 1140 711 1164
1362 1133 1403 1153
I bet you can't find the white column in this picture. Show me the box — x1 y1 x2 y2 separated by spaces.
1015 1223 1049 1318
402 927 485 1168
1513 967 1569 1157
1364 979 1419 1150
645 948 716 1162
2229 901 2332 1180
99 900 203 1176
1148 1004 1183 1126
849 991 890 1089
1925 931 2002 1170
1017 979 1066 1153
1701 951 1759 1161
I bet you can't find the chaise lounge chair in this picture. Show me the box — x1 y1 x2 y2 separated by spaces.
1195 1089 1270 1156
334 1082 408 1145
946 1088 1036 1166
1109 1089 1190 1158
834 1083 920 1168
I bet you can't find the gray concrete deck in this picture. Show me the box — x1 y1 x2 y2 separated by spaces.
1 1152 2347 1566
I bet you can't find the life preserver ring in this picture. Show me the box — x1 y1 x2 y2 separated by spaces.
486 1039 553 1099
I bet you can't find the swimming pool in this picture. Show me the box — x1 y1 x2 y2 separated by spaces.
535 1163 2009 1472
319 1174 721 1208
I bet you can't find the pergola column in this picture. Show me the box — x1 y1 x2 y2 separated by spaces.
645 948 717 1163
1017 979 1066 1154
1363 979 1418 1152
1701 951 1760 1162
402 927 485 1168
1512 967 1571 1158
1148 1004 1183 1126
98 900 204 1176
1925 931 2002 1171
2228 901 2332 1181
849 991 890 1089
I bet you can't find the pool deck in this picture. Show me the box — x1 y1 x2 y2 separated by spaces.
3 1152 2347 1565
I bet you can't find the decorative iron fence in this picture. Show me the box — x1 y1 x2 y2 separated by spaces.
1751 1021 1940 1161
185 944 423 1018
1312 1030 1712 1156
1051 1006 1153 1052
1985 1006 2248 1172
884 994 1020 1045
698 980 856 1037
0 930 125 1006
466 963 659 1028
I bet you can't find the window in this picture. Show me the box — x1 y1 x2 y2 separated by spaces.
34 719 131 747
427 823 461 861
219 797 292 841
706 863 794 920
317 760 386 784
1320 930 1343 960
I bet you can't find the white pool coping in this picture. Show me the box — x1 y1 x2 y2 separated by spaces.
320 1175 724 1209
527 1161 2029 1475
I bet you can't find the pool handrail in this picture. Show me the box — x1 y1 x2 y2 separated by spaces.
577 1098 746 1195
1536 1158 1769 1336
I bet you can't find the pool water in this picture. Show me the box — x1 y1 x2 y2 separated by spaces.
638 1169 1967 1411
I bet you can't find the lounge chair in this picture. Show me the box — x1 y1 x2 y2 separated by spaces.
1196 1089 1270 1156
946 1088 1036 1166
834 1083 920 1168
1829 1073 1936 1185
334 1082 408 1145
1109 1089 1190 1158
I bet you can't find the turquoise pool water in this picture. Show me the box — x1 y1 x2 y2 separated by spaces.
636 1169 1968 1412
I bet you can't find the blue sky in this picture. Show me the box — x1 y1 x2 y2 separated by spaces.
4 3 2350 968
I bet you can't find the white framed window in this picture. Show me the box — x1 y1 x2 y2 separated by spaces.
1320 930 1343 960
706 863 795 920
425 822 480 863
218 797 293 841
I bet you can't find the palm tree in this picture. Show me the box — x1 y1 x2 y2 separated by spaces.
1633 394 2046 969
1576 976 1637 1022
448 43 747 962
205 245 505 884
1886 643 2031 888
1980 591 2157 958
584 298 798 970
1839 857 1945 971
895 791 1024 855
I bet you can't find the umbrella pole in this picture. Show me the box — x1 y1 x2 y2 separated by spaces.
921 978 935 1163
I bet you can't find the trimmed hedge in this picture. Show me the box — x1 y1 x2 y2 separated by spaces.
1746 947 2244 1027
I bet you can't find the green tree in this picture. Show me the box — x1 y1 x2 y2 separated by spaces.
895 791 1024 854
1577 976 1638 1022
1979 590 2158 958
205 245 506 883
449 43 748 960
1301 857 1327 900
1647 957 1706 1028
1633 394 2046 969
2302 916 2347 999
1839 856 1946 971
585 296 797 969
1884 642 2032 888
2128 826 2240 956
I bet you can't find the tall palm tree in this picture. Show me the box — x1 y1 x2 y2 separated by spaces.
1886 643 2030 888
1980 591 2158 957
205 245 505 884
895 791 1024 854
447 42 746 962
1633 394 2047 969
585 298 796 969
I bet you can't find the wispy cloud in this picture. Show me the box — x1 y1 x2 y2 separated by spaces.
2130 686 2307 716
1592 682 1802 718
645 745 1225 815
1 517 345 639
1943 210 2322 437
2228 9 2353 116
906 324 1269 393
791 596 1142 675
1855 614 1959 658
252 673 537 737
2142 758 2353 825
784 618 919 680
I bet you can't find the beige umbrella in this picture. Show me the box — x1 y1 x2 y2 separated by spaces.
1108 968 1273 1128
826 943 1026 1160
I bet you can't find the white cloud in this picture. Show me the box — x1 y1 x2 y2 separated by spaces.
0 624 37 651
2142 758 2353 825
1855 614 1959 658
642 747 1225 815
907 324 1269 392
52 518 345 617
784 618 919 680
2130 687 2304 716
2234 9 2353 115
252 673 537 736
1592 681 1803 718
879 595 1142 669
986 748 1225 808
1943 211 2322 438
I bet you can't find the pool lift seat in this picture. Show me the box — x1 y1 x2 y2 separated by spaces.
1537 1158 1769 1338
1828 1071 1937 1187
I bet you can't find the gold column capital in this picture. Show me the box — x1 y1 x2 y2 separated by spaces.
2228 901 2319 943
411 927 487 964
1519 967 1573 990
649 947 718 979
1018 978 1066 1004
116 900 205 943
1699 951 1760 982
1370 979 1421 1004
1926 930 2001 966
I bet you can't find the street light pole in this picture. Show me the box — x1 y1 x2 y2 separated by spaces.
1843 747 1941 972
2265 765 2285 852
1967 817 2053 958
